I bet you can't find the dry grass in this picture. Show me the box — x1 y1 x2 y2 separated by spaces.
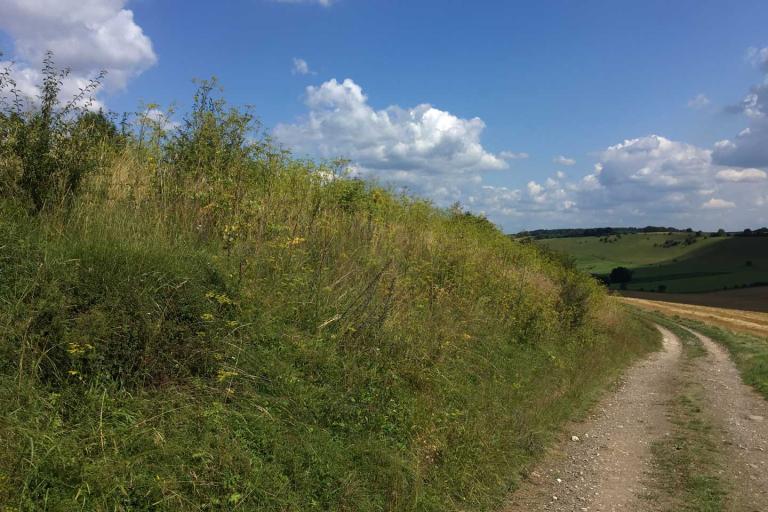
620 297 768 338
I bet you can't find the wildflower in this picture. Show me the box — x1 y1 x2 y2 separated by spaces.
201 313 215 321
217 294 231 304
222 224 240 244
68 342 94 356
67 369 80 376
217 369 239 382
285 236 306 247
214 293 233 305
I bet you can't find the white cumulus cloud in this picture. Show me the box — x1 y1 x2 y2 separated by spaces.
713 112 768 169
715 168 767 183
746 46 768 71
702 198 736 209
598 135 712 191
142 108 179 131
499 151 529 160
292 57 313 75
553 155 576 166
714 47 768 168
274 78 508 200
687 93 710 109
490 134 766 229
0 0 156 104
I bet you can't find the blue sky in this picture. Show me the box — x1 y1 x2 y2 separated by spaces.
2 0 768 231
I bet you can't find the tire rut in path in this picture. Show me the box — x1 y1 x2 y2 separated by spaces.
685 327 768 511
503 326 681 512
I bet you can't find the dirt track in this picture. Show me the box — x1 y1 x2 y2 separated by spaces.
504 324 768 511
504 326 681 511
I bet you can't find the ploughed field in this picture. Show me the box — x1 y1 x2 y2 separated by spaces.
622 286 768 314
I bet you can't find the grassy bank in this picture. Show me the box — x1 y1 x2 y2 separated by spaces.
0 64 658 511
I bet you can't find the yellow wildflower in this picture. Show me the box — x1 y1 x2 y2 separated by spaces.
217 369 239 382
285 236 306 247
214 293 233 305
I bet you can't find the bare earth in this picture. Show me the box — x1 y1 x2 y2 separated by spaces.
621 287 768 314
503 326 682 512
504 324 768 511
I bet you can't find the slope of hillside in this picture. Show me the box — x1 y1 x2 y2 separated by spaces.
537 232 723 274
0 75 658 511
627 237 768 293
538 233 768 293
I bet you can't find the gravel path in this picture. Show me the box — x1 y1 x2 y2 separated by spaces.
503 326 682 512
686 327 768 511
504 324 768 511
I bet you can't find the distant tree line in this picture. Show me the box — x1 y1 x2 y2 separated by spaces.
514 226 768 239
735 227 768 237
515 226 687 239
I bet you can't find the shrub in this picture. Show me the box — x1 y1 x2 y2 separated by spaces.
1 52 114 212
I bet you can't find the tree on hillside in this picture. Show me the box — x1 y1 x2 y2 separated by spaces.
609 266 633 284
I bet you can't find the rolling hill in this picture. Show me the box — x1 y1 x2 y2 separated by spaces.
537 233 768 293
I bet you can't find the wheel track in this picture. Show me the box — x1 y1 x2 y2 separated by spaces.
684 327 768 511
504 326 681 512
504 323 768 511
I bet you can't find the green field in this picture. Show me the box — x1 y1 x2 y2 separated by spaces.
538 233 768 293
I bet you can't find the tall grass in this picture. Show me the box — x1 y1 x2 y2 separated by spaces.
0 57 658 510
